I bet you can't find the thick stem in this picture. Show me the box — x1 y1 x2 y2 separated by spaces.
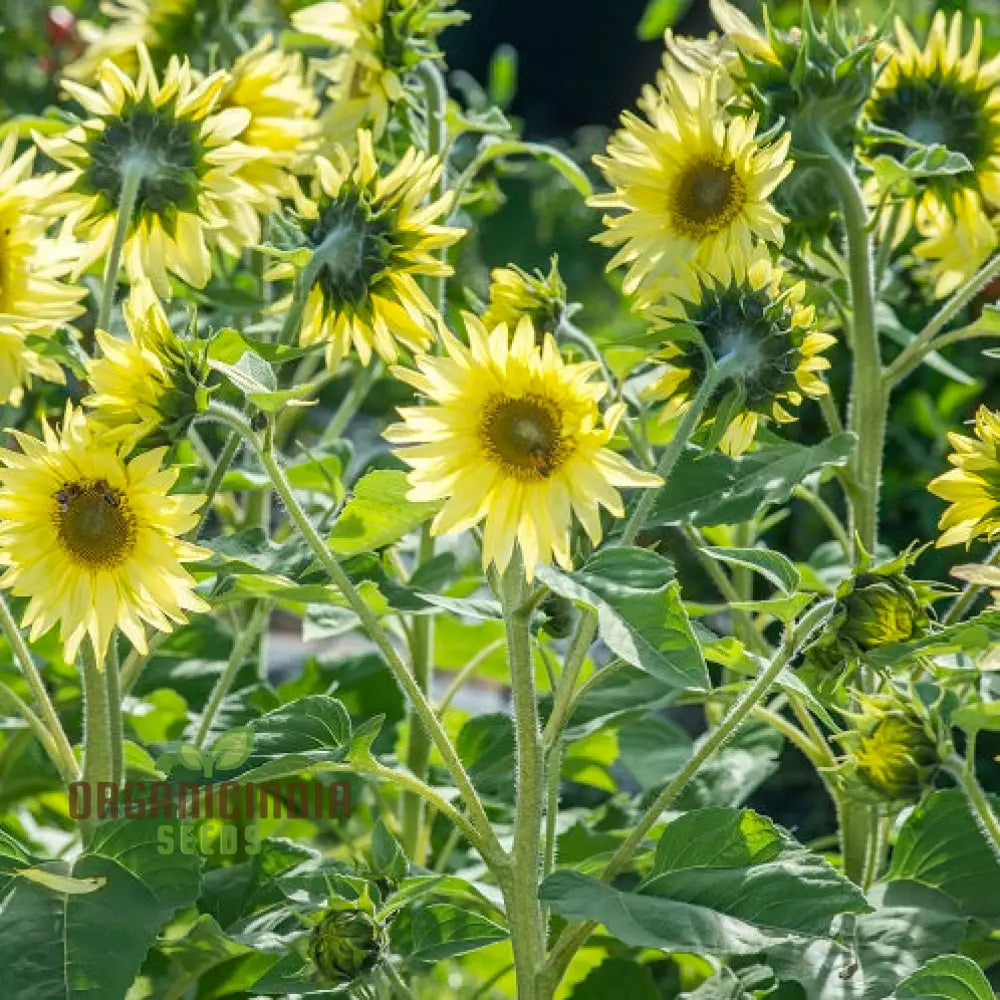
817 134 884 555
0 594 79 782
204 404 502 863
501 559 546 999
81 644 112 843
96 162 143 334
946 754 1000 861
402 525 435 863
195 603 270 749
321 361 382 445
106 641 124 789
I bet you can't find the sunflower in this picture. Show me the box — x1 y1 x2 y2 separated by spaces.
66 0 217 81
0 137 86 405
0 405 208 663
219 35 320 219
592 71 792 305
646 255 834 456
36 47 272 295
272 130 463 368
928 406 1000 547
482 259 568 338
85 280 209 447
864 12 1000 287
384 314 661 579
292 0 461 149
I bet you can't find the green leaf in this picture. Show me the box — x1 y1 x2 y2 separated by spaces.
209 351 277 395
865 611 1000 670
770 880 968 1000
470 137 592 196
541 808 867 955
208 725 256 773
408 904 507 962
703 546 801 593
0 819 202 1000
371 818 408 880
951 699 1000 735
871 145 973 194
569 956 660 998
637 0 695 39
537 548 709 691
328 470 441 556
457 713 516 800
232 695 353 781
224 450 343 498
893 954 994 1000
645 435 856 526
888 789 1000 922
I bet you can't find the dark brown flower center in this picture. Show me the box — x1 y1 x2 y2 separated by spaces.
54 480 136 568
672 158 746 236
480 394 568 481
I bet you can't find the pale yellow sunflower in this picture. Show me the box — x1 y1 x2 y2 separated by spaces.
385 314 661 579
592 71 792 305
647 255 834 456
865 12 1000 293
36 46 272 295
272 130 463 368
65 0 212 81
0 405 208 663
219 35 320 219
0 137 86 405
482 259 568 338
85 279 208 447
929 406 1000 547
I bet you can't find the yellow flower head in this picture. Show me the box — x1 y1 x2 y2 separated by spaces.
0 405 209 663
482 259 568 338
220 35 320 214
36 46 273 295
646 256 834 456
293 0 462 149
929 406 1000 547
85 280 209 447
0 136 86 405
592 72 792 305
865 11 1000 289
385 314 661 579
277 130 464 369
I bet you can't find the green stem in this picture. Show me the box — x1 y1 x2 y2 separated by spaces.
321 361 382 445
191 431 241 540
884 252 1000 387
204 403 502 863
437 638 506 714
946 754 1000 861
816 133 883 555
195 603 270 749
106 641 123 789
383 964 417 1000
0 594 79 782
402 525 435 863
541 740 562 933
501 558 545 1000
0 681 65 776
792 484 852 557
96 162 143 334
81 644 112 843
837 793 875 885
541 600 830 992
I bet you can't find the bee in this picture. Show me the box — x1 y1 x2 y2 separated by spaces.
95 480 120 507
54 482 82 512
527 447 553 477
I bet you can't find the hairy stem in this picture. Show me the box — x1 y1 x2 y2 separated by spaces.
81 644 112 843
106 641 124 789
501 558 546 999
946 754 1000 862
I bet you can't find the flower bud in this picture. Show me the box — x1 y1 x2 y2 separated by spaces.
537 592 576 639
838 574 927 650
309 902 387 983
852 711 942 803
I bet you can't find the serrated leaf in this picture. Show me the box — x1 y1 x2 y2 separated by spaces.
371 818 408 880
408 904 507 962
893 954 994 1000
329 470 441 556
538 548 709 691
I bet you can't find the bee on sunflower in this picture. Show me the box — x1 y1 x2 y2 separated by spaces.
591 71 792 306
928 406 1000 547
36 46 274 295
0 405 208 663
384 314 661 579
863 12 1000 295
271 130 463 368
84 280 211 448
0 137 86 406
645 256 834 456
